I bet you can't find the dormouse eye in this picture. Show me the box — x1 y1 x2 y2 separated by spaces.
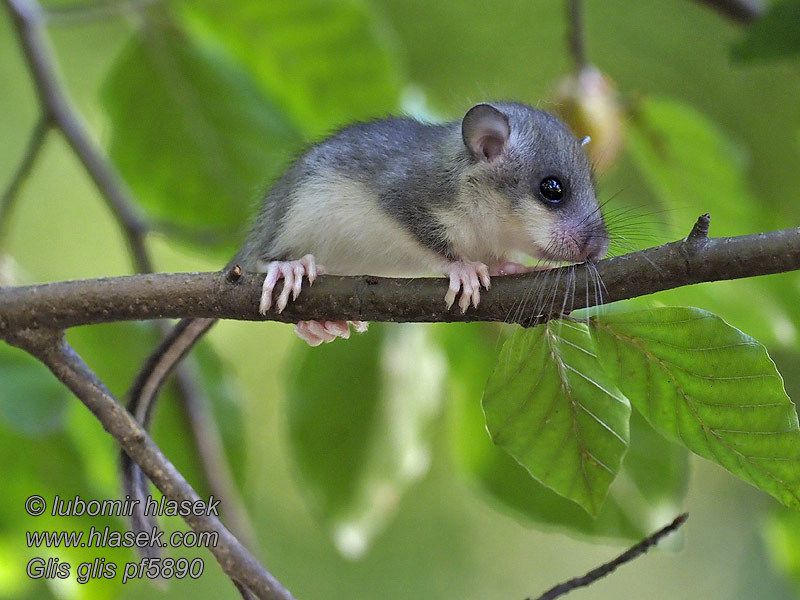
539 177 564 203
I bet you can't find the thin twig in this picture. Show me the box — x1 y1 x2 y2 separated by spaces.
4 327 295 600
3 0 152 273
530 513 689 600
566 0 588 72
685 213 711 242
1 222 798 331
0 116 50 245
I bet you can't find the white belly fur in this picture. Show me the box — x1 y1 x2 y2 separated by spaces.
269 175 451 277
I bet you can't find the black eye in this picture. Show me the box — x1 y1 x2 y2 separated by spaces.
539 177 564 203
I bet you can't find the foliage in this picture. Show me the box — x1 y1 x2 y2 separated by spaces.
483 320 630 517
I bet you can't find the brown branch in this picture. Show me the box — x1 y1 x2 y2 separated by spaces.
690 0 764 23
1 220 798 332
529 513 689 600
3 0 152 273
3 328 295 600
3 0 253 571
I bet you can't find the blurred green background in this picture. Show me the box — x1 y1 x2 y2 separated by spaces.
1 0 800 598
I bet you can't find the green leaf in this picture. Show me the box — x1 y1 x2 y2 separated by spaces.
0 345 68 436
102 22 304 256
590 307 800 509
178 0 404 136
731 1 800 63
444 323 671 540
482 320 631 516
627 96 759 236
287 324 444 558
67 322 195 488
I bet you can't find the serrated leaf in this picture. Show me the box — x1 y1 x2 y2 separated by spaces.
482 320 630 516
444 323 675 539
731 1 800 63
287 324 444 558
590 307 800 509
178 0 403 135
102 22 304 256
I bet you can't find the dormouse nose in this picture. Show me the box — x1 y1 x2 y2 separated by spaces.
581 230 609 263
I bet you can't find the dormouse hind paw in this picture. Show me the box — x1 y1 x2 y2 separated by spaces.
295 320 369 347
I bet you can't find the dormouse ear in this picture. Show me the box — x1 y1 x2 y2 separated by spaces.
462 103 510 162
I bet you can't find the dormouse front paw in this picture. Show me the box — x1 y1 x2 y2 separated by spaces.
443 261 491 313
259 254 319 314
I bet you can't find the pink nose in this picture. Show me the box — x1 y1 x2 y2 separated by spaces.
582 234 609 263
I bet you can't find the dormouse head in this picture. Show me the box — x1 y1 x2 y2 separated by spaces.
461 102 608 263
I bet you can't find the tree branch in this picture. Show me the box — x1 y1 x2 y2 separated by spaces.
3 0 254 567
529 513 689 600
3 0 152 273
1 220 798 332
3 327 295 600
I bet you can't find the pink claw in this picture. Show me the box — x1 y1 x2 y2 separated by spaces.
294 320 368 346
443 261 491 313
259 254 318 315
258 255 369 346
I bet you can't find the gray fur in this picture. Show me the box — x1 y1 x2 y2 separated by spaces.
237 101 607 271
